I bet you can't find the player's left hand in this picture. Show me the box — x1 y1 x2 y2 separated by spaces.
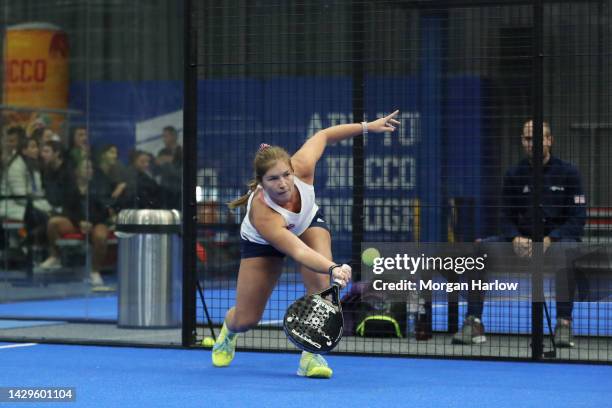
367 110 400 133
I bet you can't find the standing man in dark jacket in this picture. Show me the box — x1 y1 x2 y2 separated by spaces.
453 120 586 348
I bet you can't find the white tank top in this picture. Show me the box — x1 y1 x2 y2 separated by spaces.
240 176 319 245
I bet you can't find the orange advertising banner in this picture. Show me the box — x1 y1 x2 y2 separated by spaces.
2 22 69 132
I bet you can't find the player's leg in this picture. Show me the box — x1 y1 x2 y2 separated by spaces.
227 256 284 330
299 226 332 295
296 225 334 378
39 216 78 269
549 239 579 348
212 256 283 367
90 223 109 285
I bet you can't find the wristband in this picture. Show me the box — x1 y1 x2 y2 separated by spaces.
328 264 342 276
361 121 368 134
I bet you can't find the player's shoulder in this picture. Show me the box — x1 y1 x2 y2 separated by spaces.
250 191 282 224
250 190 270 214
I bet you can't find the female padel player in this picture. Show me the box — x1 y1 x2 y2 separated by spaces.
212 110 400 378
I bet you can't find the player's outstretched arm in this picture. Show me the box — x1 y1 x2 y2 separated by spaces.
291 110 400 182
251 202 351 286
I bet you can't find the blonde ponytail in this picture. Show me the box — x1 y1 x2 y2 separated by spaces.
227 179 258 209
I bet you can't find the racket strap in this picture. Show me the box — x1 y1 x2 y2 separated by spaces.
328 264 342 281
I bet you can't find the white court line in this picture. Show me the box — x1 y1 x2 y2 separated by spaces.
0 343 37 349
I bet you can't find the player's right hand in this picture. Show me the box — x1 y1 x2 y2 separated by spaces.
331 264 352 288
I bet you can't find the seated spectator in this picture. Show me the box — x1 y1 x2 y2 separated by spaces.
125 150 163 209
30 127 45 143
452 120 586 348
156 126 182 165
25 114 50 138
40 158 120 286
40 141 79 214
1 126 24 169
68 126 89 169
30 127 61 148
42 128 62 144
154 126 182 209
0 137 53 245
95 144 129 195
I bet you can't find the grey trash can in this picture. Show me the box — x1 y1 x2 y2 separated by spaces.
116 209 182 328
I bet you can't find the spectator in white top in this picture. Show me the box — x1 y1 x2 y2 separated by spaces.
0 137 52 245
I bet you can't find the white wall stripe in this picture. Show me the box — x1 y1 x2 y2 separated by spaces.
0 343 37 349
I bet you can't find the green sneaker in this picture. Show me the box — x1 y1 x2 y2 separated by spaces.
212 323 238 367
554 318 575 348
297 352 333 379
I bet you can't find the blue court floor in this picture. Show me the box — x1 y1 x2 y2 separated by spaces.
1 342 611 408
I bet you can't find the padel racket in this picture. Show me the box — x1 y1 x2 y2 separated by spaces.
283 281 344 354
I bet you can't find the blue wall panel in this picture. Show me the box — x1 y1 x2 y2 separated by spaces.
68 77 483 252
